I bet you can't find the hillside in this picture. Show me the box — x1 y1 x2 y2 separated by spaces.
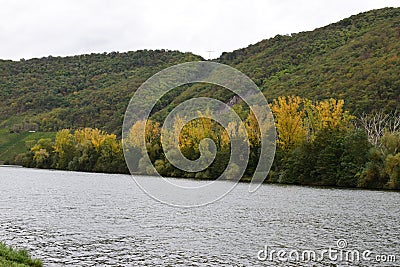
228 7 400 114
0 7 399 136
169 7 400 115
0 50 202 135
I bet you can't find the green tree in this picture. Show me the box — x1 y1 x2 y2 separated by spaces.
337 130 371 187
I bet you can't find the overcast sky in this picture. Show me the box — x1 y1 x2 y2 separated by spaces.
0 0 399 60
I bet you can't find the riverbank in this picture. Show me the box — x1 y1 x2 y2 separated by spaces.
0 242 42 267
2 164 399 193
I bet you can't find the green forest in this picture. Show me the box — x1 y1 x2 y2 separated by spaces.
1 7 399 190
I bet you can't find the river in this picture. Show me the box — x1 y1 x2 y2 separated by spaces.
0 166 399 266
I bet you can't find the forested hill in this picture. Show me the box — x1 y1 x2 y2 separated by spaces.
0 7 399 135
0 50 202 134
216 7 399 114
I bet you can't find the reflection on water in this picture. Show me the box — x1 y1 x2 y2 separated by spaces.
0 167 399 266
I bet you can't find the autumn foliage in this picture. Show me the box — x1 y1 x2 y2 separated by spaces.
14 96 400 190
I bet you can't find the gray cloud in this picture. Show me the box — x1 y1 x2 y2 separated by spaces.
0 0 398 60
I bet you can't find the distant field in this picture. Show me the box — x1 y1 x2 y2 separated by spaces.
0 129 55 162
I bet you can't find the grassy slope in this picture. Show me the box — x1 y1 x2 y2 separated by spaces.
0 129 55 162
0 242 42 267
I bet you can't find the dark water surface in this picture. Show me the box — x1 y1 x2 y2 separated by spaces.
0 166 399 266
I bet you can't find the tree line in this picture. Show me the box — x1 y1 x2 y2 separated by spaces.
13 128 127 173
12 96 400 190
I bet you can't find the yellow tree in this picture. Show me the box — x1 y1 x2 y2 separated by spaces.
245 110 261 149
126 120 160 152
54 129 75 169
305 98 354 141
173 110 221 153
315 98 352 129
126 120 146 150
74 128 111 151
270 96 307 150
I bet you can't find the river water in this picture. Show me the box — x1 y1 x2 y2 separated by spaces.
0 166 399 266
